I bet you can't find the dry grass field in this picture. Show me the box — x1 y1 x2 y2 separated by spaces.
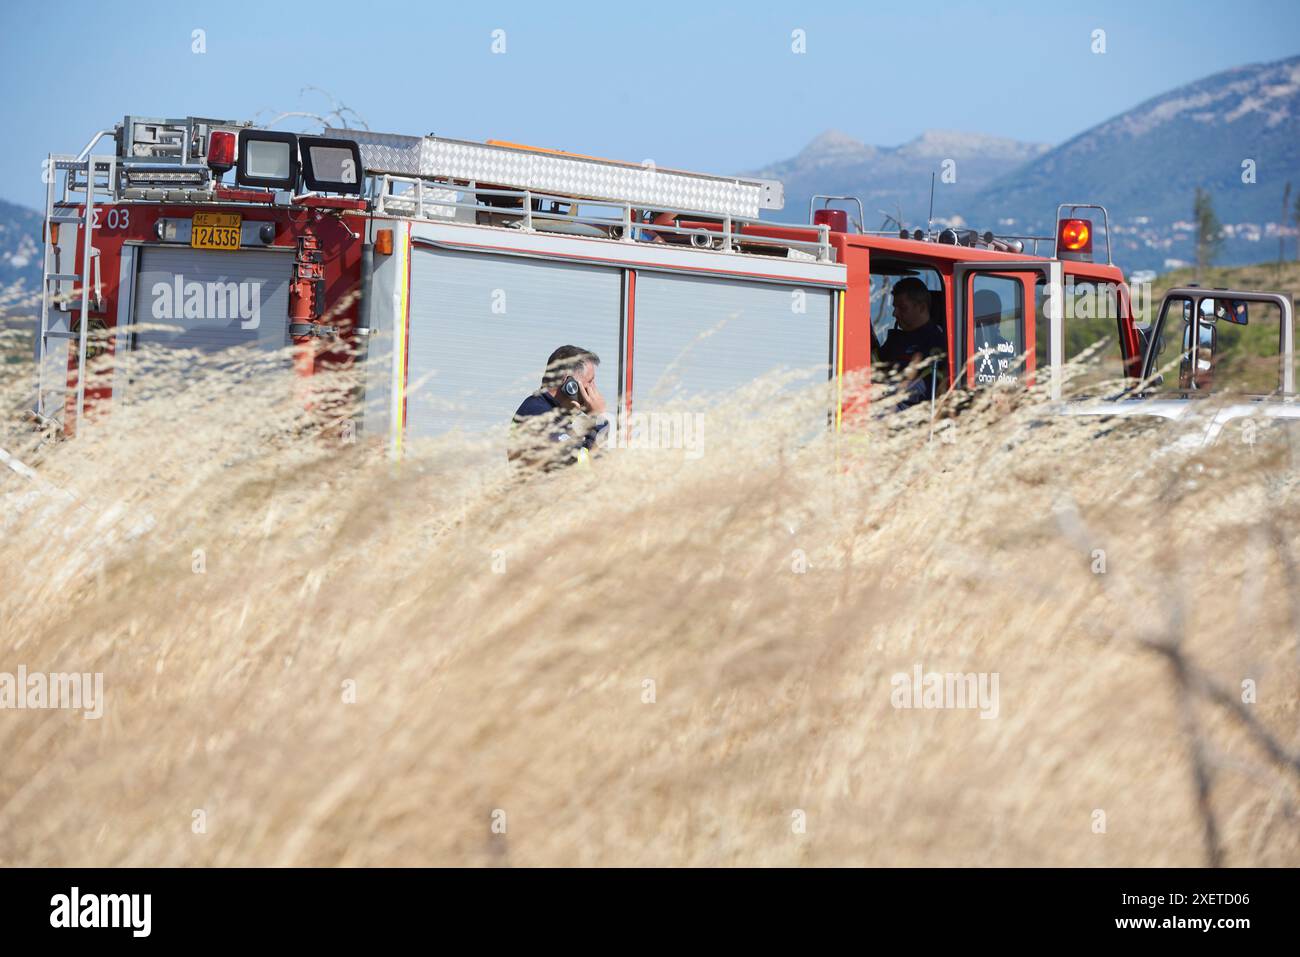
1 306 1298 867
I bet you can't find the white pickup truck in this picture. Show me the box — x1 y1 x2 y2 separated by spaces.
1062 286 1297 449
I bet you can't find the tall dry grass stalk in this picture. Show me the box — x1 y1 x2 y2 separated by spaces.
1 335 1298 867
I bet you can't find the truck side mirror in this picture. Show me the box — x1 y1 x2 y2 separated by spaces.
1184 318 1217 357
1202 298 1248 324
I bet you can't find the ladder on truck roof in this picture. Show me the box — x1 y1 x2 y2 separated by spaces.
37 130 116 428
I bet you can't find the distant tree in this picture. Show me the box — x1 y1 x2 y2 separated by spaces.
1193 187 1223 282
1283 182 1292 267
1294 187 1300 263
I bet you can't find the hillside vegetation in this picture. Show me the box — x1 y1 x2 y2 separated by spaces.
1147 259 1300 308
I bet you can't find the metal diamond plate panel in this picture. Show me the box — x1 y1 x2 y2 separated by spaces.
327 128 783 217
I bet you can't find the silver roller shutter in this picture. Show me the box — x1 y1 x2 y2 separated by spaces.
406 247 622 437
632 273 834 410
131 246 292 357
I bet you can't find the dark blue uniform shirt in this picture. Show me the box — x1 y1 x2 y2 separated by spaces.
878 321 947 368
877 322 947 411
509 391 609 469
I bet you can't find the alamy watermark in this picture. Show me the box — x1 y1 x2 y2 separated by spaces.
0 666 104 719
601 410 705 459
151 275 262 329
50 887 150 937
890 664 999 719
1041 279 1156 324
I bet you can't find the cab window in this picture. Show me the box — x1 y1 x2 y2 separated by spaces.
866 261 949 408
970 274 1023 387
1204 300 1286 394
1146 296 1287 395
869 263 945 349
1034 278 1126 394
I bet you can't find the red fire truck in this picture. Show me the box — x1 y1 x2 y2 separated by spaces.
33 115 1294 453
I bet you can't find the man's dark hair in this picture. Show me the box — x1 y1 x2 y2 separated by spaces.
543 345 600 387
892 277 931 309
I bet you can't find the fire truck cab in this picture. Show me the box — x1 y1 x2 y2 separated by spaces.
35 115 1288 456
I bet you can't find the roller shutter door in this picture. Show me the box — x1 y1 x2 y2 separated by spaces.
406 247 622 437
631 274 834 412
131 246 292 357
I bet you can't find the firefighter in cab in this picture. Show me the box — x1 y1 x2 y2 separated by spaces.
874 277 947 408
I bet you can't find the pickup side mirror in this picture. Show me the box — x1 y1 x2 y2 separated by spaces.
1180 312 1218 388
1202 297 1249 324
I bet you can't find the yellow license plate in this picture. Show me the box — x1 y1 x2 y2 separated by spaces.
191 213 242 250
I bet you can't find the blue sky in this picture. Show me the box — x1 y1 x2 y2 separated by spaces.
1 0 1297 211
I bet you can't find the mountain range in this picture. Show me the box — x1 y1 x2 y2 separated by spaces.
755 54 1300 272
753 128 1050 229
0 198 41 294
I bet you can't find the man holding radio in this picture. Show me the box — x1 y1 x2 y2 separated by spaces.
509 345 610 471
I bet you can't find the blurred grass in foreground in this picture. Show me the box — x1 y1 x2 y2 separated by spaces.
1 317 1298 868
